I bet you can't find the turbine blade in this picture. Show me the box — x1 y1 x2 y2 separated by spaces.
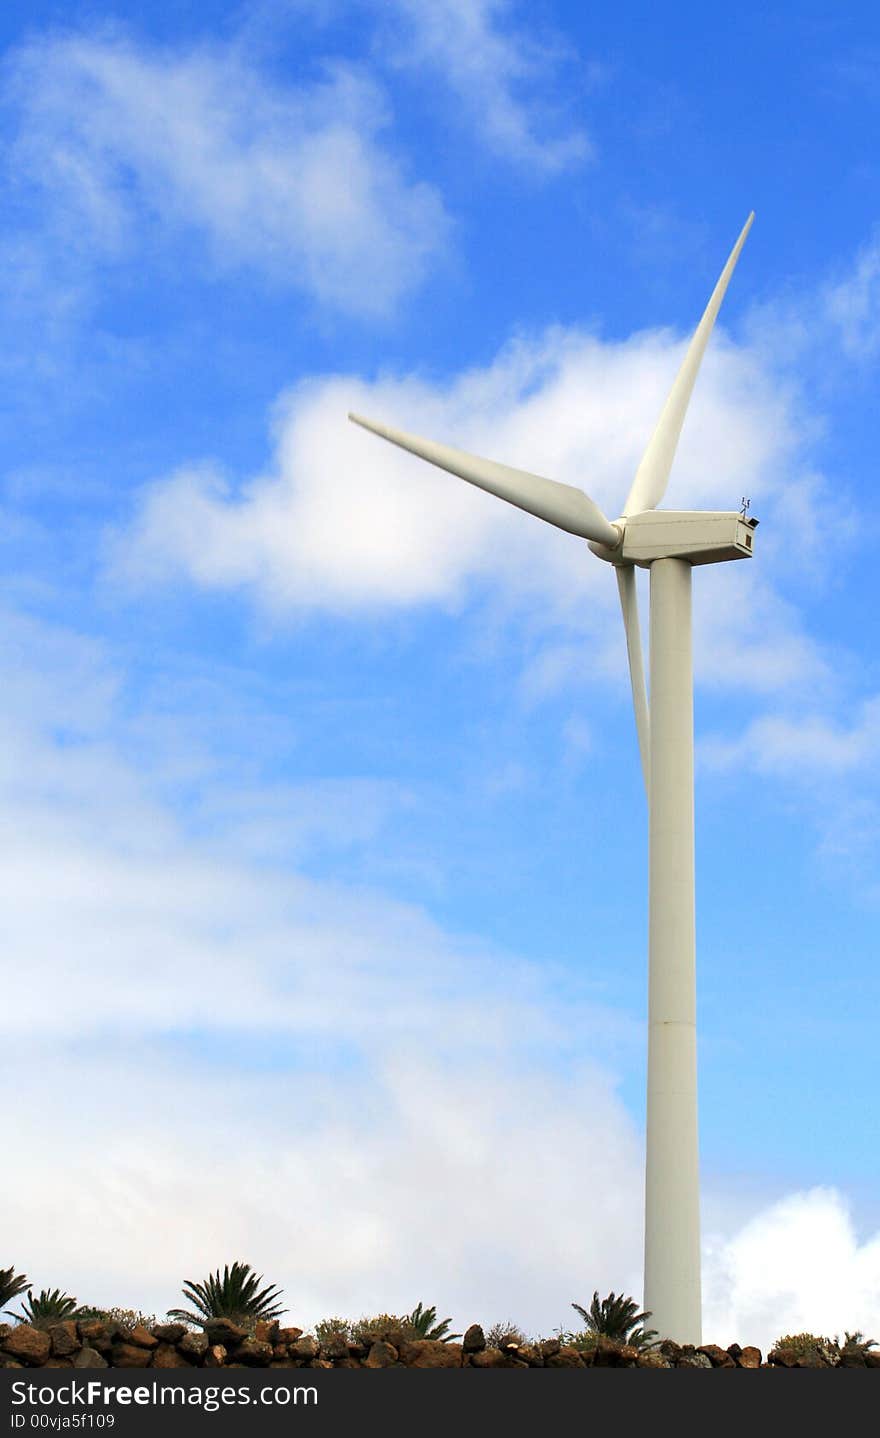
349 412 620 549
622 213 754 518
616 565 650 796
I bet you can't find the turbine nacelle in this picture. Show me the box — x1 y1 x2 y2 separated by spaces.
588 509 758 568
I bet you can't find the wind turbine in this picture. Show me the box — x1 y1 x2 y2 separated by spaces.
348 214 757 1345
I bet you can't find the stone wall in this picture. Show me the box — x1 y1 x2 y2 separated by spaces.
2 1319 879 1369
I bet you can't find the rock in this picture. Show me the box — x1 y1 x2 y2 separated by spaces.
255 1321 280 1345
111 1343 153 1368
544 1345 585 1368
205 1319 247 1348
128 1325 158 1350
726 1343 742 1360
277 1327 303 1346
616 1344 640 1367
178 1331 209 1361
152 1324 187 1344
231 1338 273 1367
592 1336 627 1366
864 1351 880 1369
269 1360 297 1368
676 1351 713 1368
152 1345 192 1369
398 1340 462 1369
43 1359 74 1368
74 1347 108 1369
540 1338 561 1359
519 1344 544 1367
659 1339 682 1363
78 1322 112 1355
462 1325 485 1353
839 1352 867 1368
0 1325 12 1345
292 1337 319 1360
638 1350 672 1368
49 1321 81 1358
699 1344 735 1368
309 1360 333 1369
738 1346 762 1369
204 1346 227 1368
0 1357 23 1368
336 1358 362 1369
4 1325 51 1365
364 1341 398 1369
470 1347 506 1368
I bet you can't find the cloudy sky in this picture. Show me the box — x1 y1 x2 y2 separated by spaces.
2 0 879 1349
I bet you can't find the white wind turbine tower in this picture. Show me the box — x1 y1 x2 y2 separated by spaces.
349 215 757 1345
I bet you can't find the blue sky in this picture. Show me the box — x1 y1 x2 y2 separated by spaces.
2 0 879 1344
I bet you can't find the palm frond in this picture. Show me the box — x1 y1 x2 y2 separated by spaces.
0 1266 31 1315
168 1261 285 1325
15 1288 82 1327
571 1291 656 1348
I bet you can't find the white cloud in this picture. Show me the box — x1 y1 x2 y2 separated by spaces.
701 697 880 778
0 605 874 1343
379 0 591 172
704 1188 880 1351
824 230 880 359
111 323 825 699
745 226 880 373
4 1049 644 1333
0 605 646 1332
3 32 448 316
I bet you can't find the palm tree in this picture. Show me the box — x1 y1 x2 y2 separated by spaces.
167 1262 285 1327
0 1266 30 1317
15 1289 82 1328
406 1302 460 1342
571 1291 658 1349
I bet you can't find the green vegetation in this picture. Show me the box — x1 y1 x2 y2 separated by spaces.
77 1307 160 1330
772 1330 877 1364
167 1262 285 1327
14 1289 83 1328
0 1266 30 1317
771 1331 826 1356
406 1303 460 1342
313 1305 460 1346
485 1321 527 1349
837 1330 877 1355
569 1292 658 1350
313 1314 411 1345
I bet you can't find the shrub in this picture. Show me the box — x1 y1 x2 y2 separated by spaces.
313 1316 355 1346
351 1314 413 1343
78 1307 160 1330
485 1322 528 1349
770 1332 839 1364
